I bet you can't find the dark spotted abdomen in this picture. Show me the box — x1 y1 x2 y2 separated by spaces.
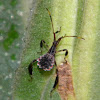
37 53 55 71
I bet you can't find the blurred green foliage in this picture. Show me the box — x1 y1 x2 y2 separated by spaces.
3 24 19 50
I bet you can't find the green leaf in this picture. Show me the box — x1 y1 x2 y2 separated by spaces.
72 0 100 100
13 0 99 100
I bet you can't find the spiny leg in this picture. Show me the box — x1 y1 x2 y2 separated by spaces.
50 49 68 97
54 27 61 34
57 49 68 62
50 60 58 97
40 40 49 49
28 59 37 79
50 69 58 97
57 35 85 43
63 35 85 40
38 40 49 54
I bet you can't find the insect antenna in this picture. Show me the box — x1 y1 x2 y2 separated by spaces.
46 8 56 41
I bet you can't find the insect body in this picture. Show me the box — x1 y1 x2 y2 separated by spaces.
37 53 55 71
28 8 84 78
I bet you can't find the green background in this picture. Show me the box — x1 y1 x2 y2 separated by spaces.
0 0 99 100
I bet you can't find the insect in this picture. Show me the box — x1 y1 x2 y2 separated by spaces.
28 8 84 79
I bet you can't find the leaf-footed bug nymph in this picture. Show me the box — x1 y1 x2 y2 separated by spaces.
28 8 84 79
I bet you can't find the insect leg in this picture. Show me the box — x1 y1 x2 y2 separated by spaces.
54 27 61 34
28 59 37 79
54 59 57 66
57 49 68 61
50 69 58 97
40 40 48 49
57 35 85 43
38 40 49 54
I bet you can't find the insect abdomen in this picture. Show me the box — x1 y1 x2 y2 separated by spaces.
37 53 55 71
